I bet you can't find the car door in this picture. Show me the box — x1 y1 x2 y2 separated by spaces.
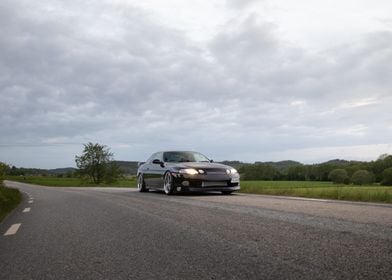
142 153 157 187
148 152 166 188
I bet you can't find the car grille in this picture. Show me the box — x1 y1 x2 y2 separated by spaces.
202 168 227 175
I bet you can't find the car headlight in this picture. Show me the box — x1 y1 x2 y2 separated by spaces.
179 168 199 175
226 168 238 174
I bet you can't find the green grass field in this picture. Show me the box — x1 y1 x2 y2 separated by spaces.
5 176 392 203
240 181 392 203
0 184 22 222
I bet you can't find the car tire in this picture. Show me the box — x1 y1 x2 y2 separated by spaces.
137 174 148 192
163 172 175 195
221 191 233 195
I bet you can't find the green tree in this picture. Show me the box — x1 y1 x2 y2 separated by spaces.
0 162 9 183
103 162 121 184
311 163 336 181
239 163 280 180
351 170 374 185
287 165 307 180
378 153 389 160
75 143 119 184
328 169 349 184
370 155 392 182
381 167 392 186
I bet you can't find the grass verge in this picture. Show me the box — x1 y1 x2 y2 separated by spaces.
6 176 137 188
0 184 22 222
240 181 392 203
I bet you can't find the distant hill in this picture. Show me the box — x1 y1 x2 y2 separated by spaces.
47 167 76 175
219 160 303 174
47 162 140 175
258 160 303 174
219 161 246 170
324 159 367 166
7 166 76 176
114 161 139 175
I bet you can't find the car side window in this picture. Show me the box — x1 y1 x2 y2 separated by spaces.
146 153 158 164
154 152 163 162
163 152 176 162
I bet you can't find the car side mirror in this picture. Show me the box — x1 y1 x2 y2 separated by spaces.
152 159 165 167
137 162 145 167
210 159 214 163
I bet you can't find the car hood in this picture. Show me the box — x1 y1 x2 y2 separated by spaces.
167 162 233 170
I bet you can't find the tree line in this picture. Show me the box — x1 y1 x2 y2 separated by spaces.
238 154 392 185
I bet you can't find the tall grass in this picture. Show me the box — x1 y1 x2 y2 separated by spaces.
240 181 392 203
0 184 22 221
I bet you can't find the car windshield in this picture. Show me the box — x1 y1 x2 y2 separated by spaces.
163 151 210 163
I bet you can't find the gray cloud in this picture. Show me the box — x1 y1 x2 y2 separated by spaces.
226 0 259 9
0 0 391 167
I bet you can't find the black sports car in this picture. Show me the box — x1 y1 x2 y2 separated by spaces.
137 151 240 195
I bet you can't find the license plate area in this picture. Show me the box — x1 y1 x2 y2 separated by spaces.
231 178 240 183
202 181 227 187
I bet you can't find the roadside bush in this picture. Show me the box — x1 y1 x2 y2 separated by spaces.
0 186 22 222
0 162 9 183
328 169 349 184
381 167 392 186
351 170 374 185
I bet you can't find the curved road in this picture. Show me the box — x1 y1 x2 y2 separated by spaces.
1 181 391 279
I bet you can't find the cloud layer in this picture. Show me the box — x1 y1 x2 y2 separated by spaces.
1 0 391 167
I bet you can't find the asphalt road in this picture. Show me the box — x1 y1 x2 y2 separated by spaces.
1 181 391 280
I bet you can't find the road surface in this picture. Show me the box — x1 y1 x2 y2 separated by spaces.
1 181 391 279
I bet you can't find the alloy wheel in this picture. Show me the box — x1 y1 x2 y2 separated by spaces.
164 172 173 195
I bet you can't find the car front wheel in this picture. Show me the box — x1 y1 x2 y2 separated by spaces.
137 174 148 192
163 172 175 195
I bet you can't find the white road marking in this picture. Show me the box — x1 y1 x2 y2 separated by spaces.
21 191 34 201
22 208 31 213
4 223 22 236
22 191 31 198
28 200 33 204
280 196 330 202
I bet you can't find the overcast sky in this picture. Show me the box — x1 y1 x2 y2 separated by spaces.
1 0 392 168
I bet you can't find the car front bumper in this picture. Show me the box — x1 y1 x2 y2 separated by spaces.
187 185 240 192
171 172 240 192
